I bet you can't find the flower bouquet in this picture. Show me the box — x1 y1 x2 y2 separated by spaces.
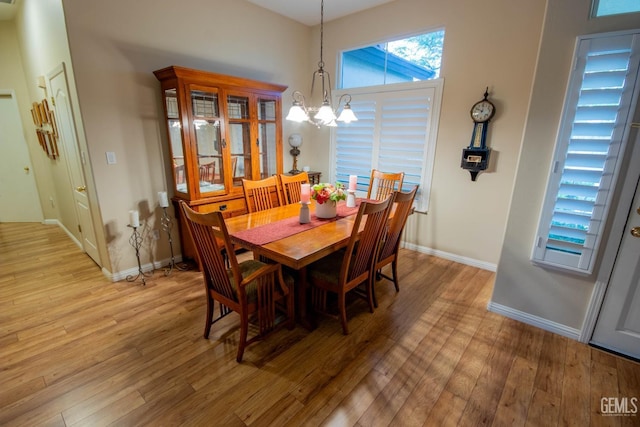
311 183 346 218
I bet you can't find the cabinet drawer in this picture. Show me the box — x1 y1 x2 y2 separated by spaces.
197 198 247 216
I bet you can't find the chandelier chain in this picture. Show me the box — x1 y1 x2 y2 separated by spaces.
319 0 324 69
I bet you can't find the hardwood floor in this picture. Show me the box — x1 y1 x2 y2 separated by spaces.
1 222 638 426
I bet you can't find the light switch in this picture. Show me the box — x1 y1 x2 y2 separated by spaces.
106 151 116 164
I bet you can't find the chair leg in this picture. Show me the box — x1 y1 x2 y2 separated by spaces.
366 278 375 313
286 287 295 330
204 295 213 338
391 259 399 292
237 313 249 362
338 292 349 335
372 277 379 309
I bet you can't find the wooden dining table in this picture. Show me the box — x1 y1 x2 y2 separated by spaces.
224 200 366 327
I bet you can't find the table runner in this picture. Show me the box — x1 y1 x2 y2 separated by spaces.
231 202 361 246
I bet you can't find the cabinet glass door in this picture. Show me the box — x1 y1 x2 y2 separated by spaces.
164 88 187 194
227 94 251 188
191 89 224 195
257 97 278 179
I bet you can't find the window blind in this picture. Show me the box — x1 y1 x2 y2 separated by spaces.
532 32 640 273
333 80 442 212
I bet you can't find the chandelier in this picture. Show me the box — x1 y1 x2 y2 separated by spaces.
285 0 358 128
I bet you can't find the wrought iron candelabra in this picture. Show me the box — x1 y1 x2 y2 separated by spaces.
161 207 188 275
126 225 151 285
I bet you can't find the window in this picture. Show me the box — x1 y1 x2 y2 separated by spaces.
331 79 443 213
592 0 640 17
340 30 444 89
532 30 640 274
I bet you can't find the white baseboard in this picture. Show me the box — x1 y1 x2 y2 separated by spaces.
402 242 497 272
108 257 185 282
487 301 581 341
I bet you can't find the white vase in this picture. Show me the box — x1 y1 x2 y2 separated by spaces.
314 200 337 219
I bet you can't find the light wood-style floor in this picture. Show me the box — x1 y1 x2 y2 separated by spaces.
1 222 638 426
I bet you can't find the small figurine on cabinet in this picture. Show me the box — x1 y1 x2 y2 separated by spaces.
461 88 495 181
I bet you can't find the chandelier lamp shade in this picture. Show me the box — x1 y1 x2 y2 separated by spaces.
285 0 358 128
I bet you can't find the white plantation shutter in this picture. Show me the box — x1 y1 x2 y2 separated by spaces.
333 80 443 212
532 31 640 273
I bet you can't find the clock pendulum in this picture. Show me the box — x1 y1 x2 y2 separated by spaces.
461 88 495 181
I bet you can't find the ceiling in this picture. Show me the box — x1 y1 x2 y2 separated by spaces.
0 1 394 25
246 0 395 26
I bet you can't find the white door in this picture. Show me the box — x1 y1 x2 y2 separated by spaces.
0 91 43 222
48 63 101 265
591 175 640 359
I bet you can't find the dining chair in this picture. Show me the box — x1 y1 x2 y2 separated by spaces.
242 176 284 213
174 164 186 185
373 186 418 307
199 161 215 183
179 201 294 362
306 195 395 334
367 169 405 200
278 172 309 204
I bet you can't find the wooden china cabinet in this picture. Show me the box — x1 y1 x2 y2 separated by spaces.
154 65 287 261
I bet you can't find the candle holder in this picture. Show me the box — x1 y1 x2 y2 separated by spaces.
161 206 189 275
299 201 310 224
346 189 356 208
126 224 151 285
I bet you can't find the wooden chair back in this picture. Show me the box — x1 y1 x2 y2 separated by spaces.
199 161 215 183
342 196 395 287
174 164 185 185
179 201 240 304
378 186 418 264
307 195 395 334
374 186 418 304
278 172 309 204
179 200 294 362
242 176 283 212
367 169 404 200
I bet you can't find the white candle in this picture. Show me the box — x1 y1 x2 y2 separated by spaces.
158 191 169 208
129 210 140 227
349 175 357 191
300 183 311 203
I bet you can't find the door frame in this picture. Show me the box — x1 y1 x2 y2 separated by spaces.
47 62 103 267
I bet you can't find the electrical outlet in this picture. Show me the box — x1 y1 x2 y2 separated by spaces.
152 230 160 240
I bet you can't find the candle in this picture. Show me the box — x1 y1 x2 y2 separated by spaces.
158 191 169 208
348 175 357 191
129 210 140 227
300 183 311 203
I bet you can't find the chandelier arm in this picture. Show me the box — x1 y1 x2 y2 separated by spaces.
285 0 357 127
337 94 352 109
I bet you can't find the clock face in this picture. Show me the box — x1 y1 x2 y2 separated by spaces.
470 100 495 122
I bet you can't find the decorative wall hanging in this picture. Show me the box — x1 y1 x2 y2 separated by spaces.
31 98 59 159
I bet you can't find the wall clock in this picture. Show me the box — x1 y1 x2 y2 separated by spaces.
461 88 495 181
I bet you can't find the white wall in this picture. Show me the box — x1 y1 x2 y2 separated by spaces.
491 0 640 332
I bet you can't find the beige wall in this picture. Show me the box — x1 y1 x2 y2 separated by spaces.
491 0 640 331
58 0 547 275
0 20 47 221
307 0 547 268
9 0 638 336
60 0 311 274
